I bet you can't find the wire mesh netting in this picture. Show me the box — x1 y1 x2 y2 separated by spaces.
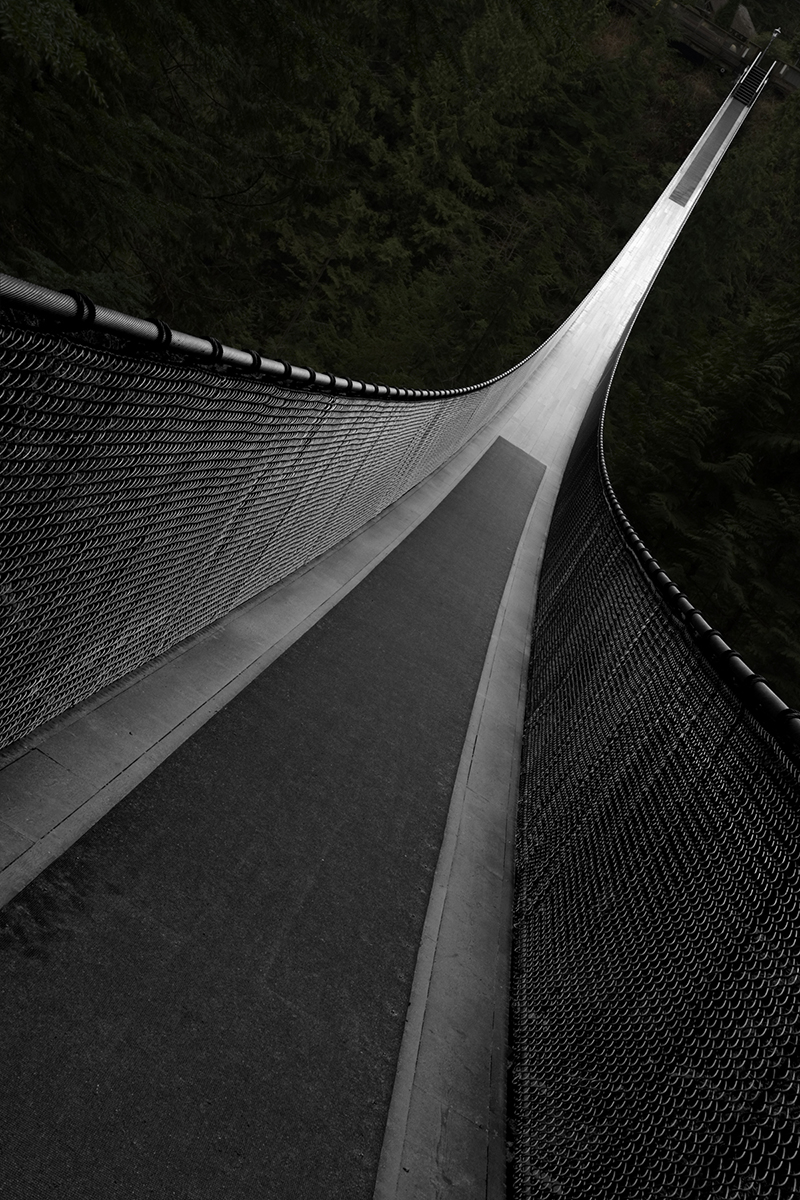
511 431 800 1199
0 305 516 753
4 261 799 1198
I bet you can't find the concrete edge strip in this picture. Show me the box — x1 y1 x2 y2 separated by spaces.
0 399 530 911
372 461 553 1199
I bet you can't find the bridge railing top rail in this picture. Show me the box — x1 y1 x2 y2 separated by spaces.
0 272 538 405
596 408 800 764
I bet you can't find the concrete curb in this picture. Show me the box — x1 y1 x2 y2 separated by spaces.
373 462 556 1199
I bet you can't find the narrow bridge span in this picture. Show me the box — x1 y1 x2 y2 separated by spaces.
0 55 797 1200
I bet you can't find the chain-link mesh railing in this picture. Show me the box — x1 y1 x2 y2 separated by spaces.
2 39 795 1197
511 421 800 1199
0 300 525 754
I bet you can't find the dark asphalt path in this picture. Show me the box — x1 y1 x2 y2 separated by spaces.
0 436 543 1200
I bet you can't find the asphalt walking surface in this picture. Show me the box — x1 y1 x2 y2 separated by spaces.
0 436 544 1200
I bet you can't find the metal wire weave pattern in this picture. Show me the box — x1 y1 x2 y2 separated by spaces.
0 306 512 753
512 432 800 1198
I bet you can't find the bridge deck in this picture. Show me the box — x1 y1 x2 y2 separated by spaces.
0 436 544 1200
0 80 763 1198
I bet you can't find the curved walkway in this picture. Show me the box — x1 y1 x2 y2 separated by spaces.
0 436 544 1200
0 69 765 1199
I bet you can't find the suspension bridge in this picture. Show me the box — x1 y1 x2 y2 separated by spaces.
0 50 797 1200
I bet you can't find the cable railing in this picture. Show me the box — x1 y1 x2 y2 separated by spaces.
1 46 797 1198
510 375 800 1198
501 47 800 1197
0 280 554 755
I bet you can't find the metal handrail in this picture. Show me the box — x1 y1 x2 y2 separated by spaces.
597 389 800 760
0 271 545 404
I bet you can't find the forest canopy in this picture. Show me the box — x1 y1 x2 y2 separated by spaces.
1 0 798 702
